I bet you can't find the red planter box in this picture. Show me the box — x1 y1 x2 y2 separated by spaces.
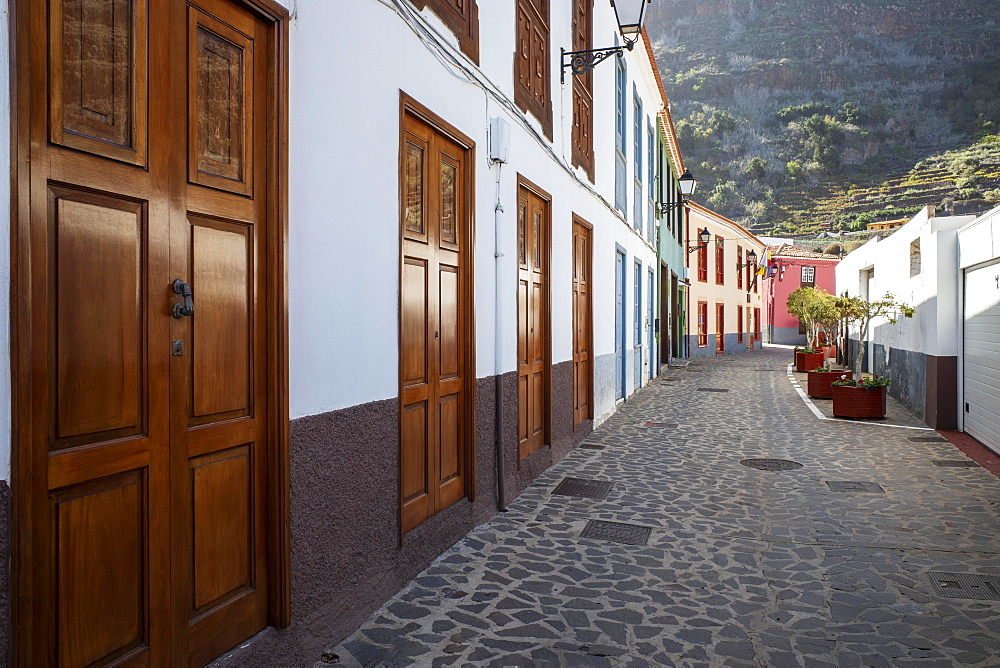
831 385 887 419
796 351 825 373
807 370 841 399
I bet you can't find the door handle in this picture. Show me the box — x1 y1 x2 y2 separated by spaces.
172 279 194 318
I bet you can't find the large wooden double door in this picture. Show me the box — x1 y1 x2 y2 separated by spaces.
517 179 550 459
399 107 473 533
14 0 285 664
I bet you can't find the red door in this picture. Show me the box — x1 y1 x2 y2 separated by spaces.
716 304 725 354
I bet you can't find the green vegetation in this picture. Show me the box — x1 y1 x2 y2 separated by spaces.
647 0 1000 233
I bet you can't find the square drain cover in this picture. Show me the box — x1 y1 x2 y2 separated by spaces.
908 436 948 442
579 444 605 450
697 388 729 393
552 477 613 500
932 460 978 468
580 520 651 546
826 481 885 493
929 572 1000 601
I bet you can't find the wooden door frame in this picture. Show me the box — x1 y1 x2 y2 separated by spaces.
396 92 478 539
516 174 552 457
8 0 292 660
571 214 593 427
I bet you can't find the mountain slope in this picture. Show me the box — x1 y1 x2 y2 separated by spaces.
646 0 1000 233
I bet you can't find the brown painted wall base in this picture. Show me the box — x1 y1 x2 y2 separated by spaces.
925 355 958 431
212 361 588 665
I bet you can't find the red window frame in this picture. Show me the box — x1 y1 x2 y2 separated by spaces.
754 307 761 340
737 305 744 343
736 246 743 289
715 235 724 285
697 243 708 282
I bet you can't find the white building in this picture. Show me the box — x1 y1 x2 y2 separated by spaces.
0 1 681 663
957 206 1000 453
836 206 976 429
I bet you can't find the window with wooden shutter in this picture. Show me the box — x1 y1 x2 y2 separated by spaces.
614 58 627 213
697 241 708 282
633 90 642 230
754 307 761 340
801 265 816 287
737 246 743 289
515 0 552 138
737 305 744 343
715 235 725 285
571 0 593 179
412 0 479 63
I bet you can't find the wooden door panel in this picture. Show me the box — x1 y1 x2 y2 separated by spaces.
54 471 148 666
518 278 529 365
438 395 460 485
438 265 460 379
190 445 252 613
188 5 254 195
401 402 430 509
51 188 146 445
401 258 429 385
49 0 148 165
190 219 251 420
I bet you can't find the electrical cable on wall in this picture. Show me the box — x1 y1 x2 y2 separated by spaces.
375 0 653 239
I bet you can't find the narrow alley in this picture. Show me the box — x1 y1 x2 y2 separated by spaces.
323 347 1000 667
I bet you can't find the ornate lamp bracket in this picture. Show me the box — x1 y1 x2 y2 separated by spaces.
561 47 626 83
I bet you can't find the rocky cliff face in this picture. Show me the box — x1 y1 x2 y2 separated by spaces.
647 0 1000 233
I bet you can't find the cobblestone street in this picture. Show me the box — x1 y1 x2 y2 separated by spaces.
325 346 1000 667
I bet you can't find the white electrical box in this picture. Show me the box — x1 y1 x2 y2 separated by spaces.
489 117 510 163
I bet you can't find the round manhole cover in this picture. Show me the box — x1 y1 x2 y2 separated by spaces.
740 458 803 472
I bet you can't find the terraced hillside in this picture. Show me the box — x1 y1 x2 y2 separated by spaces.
646 0 1000 234
771 138 1000 235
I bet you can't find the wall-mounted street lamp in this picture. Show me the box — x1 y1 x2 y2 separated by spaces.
656 170 697 215
561 0 652 83
687 227 711 254
736 248 758 271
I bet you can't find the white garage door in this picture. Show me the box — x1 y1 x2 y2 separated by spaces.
964 260 1000 453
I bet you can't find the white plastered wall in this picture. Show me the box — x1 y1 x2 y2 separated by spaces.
835 207 975 359
287 1 661 422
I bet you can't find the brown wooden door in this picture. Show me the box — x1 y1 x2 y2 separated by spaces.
399 111 470 533
572 219 592 426
716 304 726 354
518 181 550 459
16 0 278 664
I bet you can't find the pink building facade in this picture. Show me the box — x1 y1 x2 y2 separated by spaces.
764 245 840 345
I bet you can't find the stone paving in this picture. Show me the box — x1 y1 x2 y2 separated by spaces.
322 347 1000 667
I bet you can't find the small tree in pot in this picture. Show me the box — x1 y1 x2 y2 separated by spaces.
841 292 914 382
830 292 914 418
787 287 831 371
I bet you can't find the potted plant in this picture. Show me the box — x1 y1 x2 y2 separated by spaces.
830 292 914 418
807 366 841 399
796 347 825 372
830 374 890 418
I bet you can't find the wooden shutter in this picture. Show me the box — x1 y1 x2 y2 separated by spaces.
715 236 725 284
737 246 743 289
571 0 593 179
413 0 479 63
698 243 708 282
514 0 552 137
